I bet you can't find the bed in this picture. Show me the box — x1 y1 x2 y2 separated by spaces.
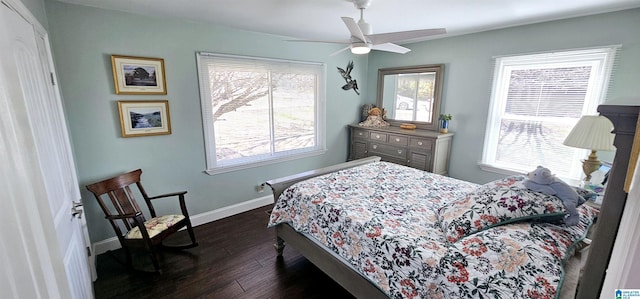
266 157 598 299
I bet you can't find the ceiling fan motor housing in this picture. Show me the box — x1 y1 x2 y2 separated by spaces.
296 0 445 55
351 0 372 9
358 19 372 35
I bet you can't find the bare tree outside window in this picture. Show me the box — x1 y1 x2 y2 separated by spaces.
482 47 617 181
496 66 592 177
197 53 325 173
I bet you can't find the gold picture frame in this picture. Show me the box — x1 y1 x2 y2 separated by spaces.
117 100 171 137
111 55 167 94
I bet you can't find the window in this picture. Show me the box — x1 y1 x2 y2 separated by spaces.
481 47 618 182
197 53 326 174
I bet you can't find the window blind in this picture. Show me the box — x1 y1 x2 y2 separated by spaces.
196 52 326 174
482 46 619 181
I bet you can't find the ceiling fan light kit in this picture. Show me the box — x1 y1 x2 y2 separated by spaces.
350 42 371 54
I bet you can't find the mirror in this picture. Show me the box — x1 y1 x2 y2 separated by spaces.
376 64 444 131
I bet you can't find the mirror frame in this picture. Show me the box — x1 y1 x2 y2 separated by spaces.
376 64 444 131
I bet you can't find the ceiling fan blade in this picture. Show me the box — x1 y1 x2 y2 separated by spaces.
341 17 367 42
287 39 351 44
330 46 351 56
368 28 446 45
372 43 411 54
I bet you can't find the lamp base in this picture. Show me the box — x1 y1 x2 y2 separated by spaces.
582 150 602 182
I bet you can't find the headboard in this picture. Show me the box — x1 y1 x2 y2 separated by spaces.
577 104 640 298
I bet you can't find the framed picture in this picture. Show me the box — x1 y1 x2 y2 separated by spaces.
111 55 167 94
117 100 171 137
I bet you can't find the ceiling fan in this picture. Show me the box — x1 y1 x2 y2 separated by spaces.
295 0 446 55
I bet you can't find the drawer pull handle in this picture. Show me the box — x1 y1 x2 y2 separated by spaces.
418 141 423 145
358 132 363 136
397 150 403 154
395 138 400 142
375 135 380 139
372 145 377 149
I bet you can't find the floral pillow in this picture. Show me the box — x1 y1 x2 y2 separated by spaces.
438 175 567 243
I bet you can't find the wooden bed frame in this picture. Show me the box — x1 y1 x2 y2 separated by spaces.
577 105 640 298
265 155 592 298
265 104 638 299
266 156 387 298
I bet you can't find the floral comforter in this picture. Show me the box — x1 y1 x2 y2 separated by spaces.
267 162 597 299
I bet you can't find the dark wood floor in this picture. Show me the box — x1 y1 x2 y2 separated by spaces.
93 205 355 299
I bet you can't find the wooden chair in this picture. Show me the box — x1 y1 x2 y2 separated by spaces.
86 169 198 273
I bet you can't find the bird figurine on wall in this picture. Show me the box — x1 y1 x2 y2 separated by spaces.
337 61 360 95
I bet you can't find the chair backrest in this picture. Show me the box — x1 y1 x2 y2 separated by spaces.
86 169 151 233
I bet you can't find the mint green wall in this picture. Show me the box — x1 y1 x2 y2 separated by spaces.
18 0 47 28
42 0 640 242
367 8 640 184
45 1 368 242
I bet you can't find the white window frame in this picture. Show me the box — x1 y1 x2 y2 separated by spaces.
197 52 327 174
480 46 618 182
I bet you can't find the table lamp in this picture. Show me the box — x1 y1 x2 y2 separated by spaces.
563 115 616 182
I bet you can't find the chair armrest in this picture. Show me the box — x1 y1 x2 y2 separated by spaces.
145 191 191 219
106 212 142 220
147 191 187 200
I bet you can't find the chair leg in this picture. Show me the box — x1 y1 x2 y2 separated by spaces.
147 246 162 274
123 247 134 270
186 220 198 247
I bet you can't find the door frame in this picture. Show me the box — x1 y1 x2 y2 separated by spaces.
0 0 93 297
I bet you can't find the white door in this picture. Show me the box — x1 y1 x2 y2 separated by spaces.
0 1 94 298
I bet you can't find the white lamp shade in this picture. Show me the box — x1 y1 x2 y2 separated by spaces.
563 115 616 151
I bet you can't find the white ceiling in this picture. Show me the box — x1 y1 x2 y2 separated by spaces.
56 0 640 42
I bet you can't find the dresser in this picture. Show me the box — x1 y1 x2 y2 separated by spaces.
348 124 453 175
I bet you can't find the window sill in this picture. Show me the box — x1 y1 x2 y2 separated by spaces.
477 162 525 176
204 149 327 175
479 162 583 186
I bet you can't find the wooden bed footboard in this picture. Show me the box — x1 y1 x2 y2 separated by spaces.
265 156 381 200
275 223 388 299
265 156 385 298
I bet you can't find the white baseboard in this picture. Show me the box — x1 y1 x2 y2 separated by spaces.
189 195 274 227
93 236 121 256
92 195 274 255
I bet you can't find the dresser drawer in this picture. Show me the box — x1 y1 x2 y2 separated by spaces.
369 132 388 142
370 142 407 160
388 134 409 146
347 124 452 174
352 128 369 139
409 137 433 150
